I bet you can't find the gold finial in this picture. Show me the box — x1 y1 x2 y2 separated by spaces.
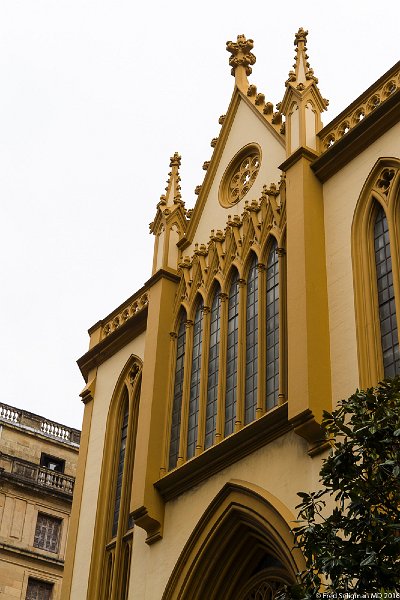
226 35 256 90
294 27 308 46
170 152 181 168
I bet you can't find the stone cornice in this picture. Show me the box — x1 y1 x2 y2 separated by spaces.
0 541 64 567
155 403 290 501
279 146 319 172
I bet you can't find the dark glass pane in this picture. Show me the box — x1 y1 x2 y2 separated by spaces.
374 206 399 377
266 240 279 410
112 392 129 537
187 302 203 459
245 256 258 424
168 314 186 470
33 514 61 553
26 579 53 600
225 271 239 436
205 287 221 449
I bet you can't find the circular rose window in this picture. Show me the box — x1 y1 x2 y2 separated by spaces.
219 144 261 207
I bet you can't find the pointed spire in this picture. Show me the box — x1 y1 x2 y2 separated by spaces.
163 151 183 208
226 34 256 91
280 28 329 156
284 28 326 100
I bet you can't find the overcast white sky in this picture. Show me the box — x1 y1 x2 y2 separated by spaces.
0 1 398 430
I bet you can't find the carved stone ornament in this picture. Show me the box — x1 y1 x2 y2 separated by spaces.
226 34 256 76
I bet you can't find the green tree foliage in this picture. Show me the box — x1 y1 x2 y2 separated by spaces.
287 377 400 597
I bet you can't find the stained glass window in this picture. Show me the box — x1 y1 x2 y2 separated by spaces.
169 313 186 470
187 302 203 459
225 271 239 435
266 241 279 410
205 287 221 448
374 205 399 377
245 256 258 424
112 389 129 537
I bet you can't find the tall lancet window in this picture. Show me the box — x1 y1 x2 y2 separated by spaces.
169 313 186 470
266 240 279 410
205 286 221 449
225 271 239 436
245 255 258 424
112 387 129 538
187 301 203 459
374 205 399 377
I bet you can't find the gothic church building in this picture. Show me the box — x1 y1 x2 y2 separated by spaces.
62 29 400 599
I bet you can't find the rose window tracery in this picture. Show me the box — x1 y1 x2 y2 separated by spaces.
229 152 260 203
220 144 261 207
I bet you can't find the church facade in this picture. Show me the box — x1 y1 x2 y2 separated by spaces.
62 29 400 599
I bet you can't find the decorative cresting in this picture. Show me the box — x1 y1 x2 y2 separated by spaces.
319 63 400 150
352 158 400 388
163 176 287 473
102 291 149 339
87 357 142 600
220 145 261 207
161 482 302 600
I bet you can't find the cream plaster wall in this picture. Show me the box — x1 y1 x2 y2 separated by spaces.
323 125 400 406
70 333 145 600
128 430 329 599
187 98 286 255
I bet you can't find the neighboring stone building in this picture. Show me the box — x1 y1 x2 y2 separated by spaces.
62 29 400 599
0 402 80 600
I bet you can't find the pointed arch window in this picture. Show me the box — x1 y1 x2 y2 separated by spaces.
225 271 239 436
169 313 186 470
374 205 399 377
187 301 203 459
352 163 400 387
245 256 258 424
266 240 279 410
87 361 141 600
205 286 221 449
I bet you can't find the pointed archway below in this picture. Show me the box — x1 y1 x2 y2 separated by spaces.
163 480 304 600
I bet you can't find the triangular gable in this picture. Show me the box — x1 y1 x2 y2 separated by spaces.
182 85 286 255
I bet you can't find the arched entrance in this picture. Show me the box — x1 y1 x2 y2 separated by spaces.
163 481 304 600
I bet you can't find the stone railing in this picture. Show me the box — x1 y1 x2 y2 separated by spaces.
101 290 149 339
8 457 75 495
319 63 400 151
0 402 80 445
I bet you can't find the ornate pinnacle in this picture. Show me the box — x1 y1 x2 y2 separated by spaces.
226 34 256 78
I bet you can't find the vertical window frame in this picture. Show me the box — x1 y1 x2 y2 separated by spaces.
186 300 204 459
244 254 259 425
225 270 239 436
